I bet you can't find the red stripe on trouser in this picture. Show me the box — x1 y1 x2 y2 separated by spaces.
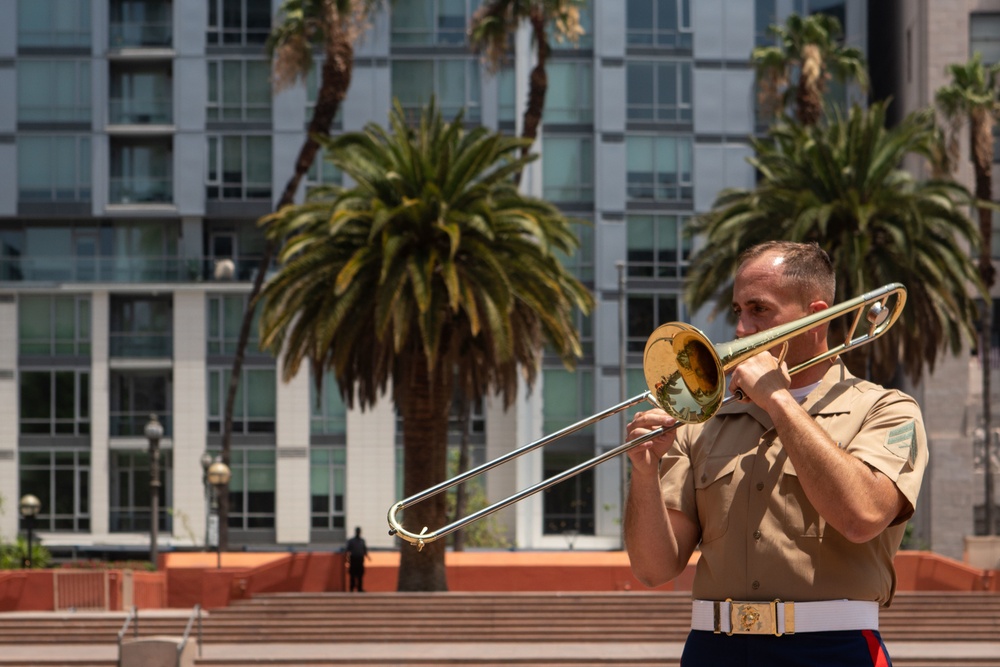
863 629 890 667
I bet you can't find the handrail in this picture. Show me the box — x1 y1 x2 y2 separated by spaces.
176 604 203 663
116 605 138 667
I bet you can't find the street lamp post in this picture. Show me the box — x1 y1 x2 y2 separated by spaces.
200 452 214 550
19 494 41 569
144 414 164 570
206 457 231 569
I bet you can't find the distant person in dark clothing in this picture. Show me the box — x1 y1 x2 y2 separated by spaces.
345 526 371 592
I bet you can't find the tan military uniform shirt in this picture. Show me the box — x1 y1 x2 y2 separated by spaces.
660 360 927 606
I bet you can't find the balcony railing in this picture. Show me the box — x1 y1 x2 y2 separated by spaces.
0 256 265 284
110 412 172 438
109 332 172 358
109 21 173 48
109 98 173 125
109 177 173 204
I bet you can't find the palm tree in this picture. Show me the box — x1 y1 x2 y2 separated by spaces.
255 99 594 590
217 0 383 550
686 101 984 387
469 0 585 178
752 12 868 126
936 52 1000 535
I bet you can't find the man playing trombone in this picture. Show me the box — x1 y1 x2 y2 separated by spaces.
624 240 928 666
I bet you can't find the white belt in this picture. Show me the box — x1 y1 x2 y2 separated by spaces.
691 599 879 636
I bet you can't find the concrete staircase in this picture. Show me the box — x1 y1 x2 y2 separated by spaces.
0 591 997 666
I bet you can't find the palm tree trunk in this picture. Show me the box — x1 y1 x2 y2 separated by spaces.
973 110 996 536
218 30 354 551
969 109 996 535
515 10 551 185
452 399 472 552
397 350 453 591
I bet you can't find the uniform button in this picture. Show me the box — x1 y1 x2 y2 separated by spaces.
756 482 764 491
752 580 760 590
753 530 761 540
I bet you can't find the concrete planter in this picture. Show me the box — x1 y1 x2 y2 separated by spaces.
964 535 1000 569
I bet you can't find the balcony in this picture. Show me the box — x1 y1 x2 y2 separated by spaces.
109 97 172 125
109 176 173 204
109 0 173 48
0 255 267 284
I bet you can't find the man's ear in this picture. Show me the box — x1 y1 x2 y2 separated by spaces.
809 300 829 314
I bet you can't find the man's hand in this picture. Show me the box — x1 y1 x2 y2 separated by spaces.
728 352 792 407
626 409 678 475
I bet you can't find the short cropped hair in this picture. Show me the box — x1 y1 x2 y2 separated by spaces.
736 241 835 303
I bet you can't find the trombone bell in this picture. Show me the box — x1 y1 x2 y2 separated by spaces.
644 324 725 424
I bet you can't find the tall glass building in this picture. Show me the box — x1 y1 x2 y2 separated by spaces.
0 0 919 560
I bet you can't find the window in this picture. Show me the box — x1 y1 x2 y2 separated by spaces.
543 451 594 536
311 371 347 436
539 371 596 538
18 0 90 47
108 220 181 282
755 0 778 47
208 368 276 434
18 60 91 123
109 370 171 437
545 61 593 124
19 294 91 356
971 14 1000 163
110 0 173 48
19 370 90 436
626 0 692 49
971 14 1000 64
110 137 174 204
18 135 92 202
542 136 594 203
304 149 344 195
626 61 692 122
310 446 346 530
627 214 691 278
207 294 262 356
208 59 272 122
109 450 172 532
554 218 595 283
542 368 594 435
392 59 482 123
207 0 271 46
626 135 693 201
227 447 276 530
109 63 173 124
207 135 272 200
628 293 679 352
391 0 476 46
109 295 173 358
19 449 90 532
497 66 516 124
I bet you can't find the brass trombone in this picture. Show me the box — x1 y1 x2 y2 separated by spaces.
388 283 906 550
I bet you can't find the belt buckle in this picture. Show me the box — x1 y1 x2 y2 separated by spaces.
725 599 784 636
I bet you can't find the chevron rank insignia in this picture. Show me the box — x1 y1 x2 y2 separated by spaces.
884 422 917 466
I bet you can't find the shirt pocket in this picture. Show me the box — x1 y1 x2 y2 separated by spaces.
780 458 825 537
693 455 739 544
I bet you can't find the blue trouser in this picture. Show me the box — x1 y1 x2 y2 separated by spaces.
681 629 892 667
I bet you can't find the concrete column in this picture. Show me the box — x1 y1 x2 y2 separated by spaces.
345 390 396 549
275 362 310 545
171 290 208 546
